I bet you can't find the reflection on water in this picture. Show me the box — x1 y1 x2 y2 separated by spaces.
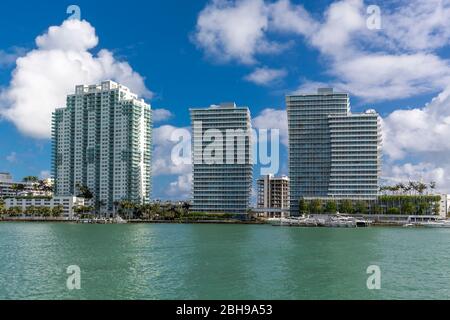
0 223 449 300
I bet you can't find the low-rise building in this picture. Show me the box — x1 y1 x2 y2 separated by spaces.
0 173 53 198
4 196 85 218
257 175 290 217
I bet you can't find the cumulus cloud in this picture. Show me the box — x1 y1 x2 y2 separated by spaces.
383 162 447 192
166 174 193 199
195 0 450 101
39 170 51 179
252 108 288 146
244 67 287 85
153 109 173 123
193 0 283 64
380 0 450 52
383 86 450 191
153 125 192 176
0 19 152 139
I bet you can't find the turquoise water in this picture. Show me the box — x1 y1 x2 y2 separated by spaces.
0 222 449 300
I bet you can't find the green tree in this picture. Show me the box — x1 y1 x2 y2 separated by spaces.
11 183 25 196
119 200 135 219
324 201 337 214
387 207 400 215
40 207 52 217
371 204 382 215
339 200 353 214
310 199 323 214
355 201 368 214
401 200 415 215
8 206 23 217
25 205 38 217
433 203 441 216
0 199 6 217
75 183 93 200
417 200 429 215
52 205 64 217
299 198 309 215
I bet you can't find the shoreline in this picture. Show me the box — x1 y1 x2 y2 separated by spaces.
0 217 422 227
0 217 266 225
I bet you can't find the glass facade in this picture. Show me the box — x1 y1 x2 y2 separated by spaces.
287 88 381 215
190 103 253 215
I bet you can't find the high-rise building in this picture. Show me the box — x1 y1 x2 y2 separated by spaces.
190 103 253 215
287 88 381 215
257 175 289 217
52 81 152 215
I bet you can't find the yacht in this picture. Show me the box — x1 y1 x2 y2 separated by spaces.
417 220 450 228
325 215 357 228
113 216 128 224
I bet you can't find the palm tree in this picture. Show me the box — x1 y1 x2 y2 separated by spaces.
113 201 120 218
120 200 135 220
11 183 25 196
429 181 436 194
181 201 191 214
398 183 406 195
75 183 93 200
416 182 427 195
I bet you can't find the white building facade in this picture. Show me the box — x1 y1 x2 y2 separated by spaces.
190 103 253 215
4 196 85 218
52 81 152 215
287 88 382 215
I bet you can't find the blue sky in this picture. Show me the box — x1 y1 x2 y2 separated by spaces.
1 0 450 199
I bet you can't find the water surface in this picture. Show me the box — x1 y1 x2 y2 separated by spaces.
0 223 449 300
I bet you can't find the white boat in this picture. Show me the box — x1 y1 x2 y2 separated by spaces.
113 216 127 224
403 223 415 228
325 216 357 228
417 220 450 228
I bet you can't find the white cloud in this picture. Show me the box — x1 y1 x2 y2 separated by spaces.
382 86 450 191
253 108 288 146
193 0 282 64
39 170 51 179
153 125 192 176
166 173 193 199
0 19 152 139
333 53 450 101
153 109 173 123
383 162 447 192
268 0 317 36
195 0 450 101
380 0 450 52
6 152 17 163
383 86 450 160
244 67 286 85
